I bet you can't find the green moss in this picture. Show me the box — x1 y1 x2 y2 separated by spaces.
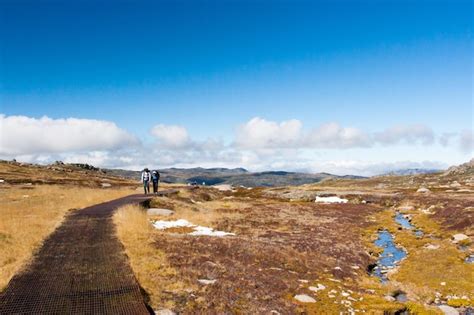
405 302 443 314
447 298 471 307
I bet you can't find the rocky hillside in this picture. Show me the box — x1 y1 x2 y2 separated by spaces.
443 158 474 176
0 160 135 187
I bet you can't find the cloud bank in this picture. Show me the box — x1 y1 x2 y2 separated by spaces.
0 115 138 155
1 114 470 176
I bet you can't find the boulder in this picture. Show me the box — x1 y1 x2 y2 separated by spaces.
398 205 415 212
417 187 431 193
309 284 326 292
147 208 175 216
452 234 469 243
384 295 396 302
155 309 176 315
438 305 459 315
212 184 233 191
450 181 462 188
101 183 112 188
198 279 217 285
294 294 316 303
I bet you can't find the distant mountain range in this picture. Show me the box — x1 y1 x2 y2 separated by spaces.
103 167 366 187
383 168 441 176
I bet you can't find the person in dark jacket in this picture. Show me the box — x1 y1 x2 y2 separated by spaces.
141 168 151 194
151 170 160 194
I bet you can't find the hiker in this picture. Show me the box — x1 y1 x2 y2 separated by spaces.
141 168 151 194
151 170 160 194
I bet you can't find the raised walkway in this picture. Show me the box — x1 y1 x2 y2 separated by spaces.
0 190 176 314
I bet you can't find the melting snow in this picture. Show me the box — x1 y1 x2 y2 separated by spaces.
315 196 348 203
152 219 193 229
152 219 235 237
189 226 235 237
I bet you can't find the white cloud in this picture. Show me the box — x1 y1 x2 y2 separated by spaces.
459 129 474 154
235 117 302 148
1 114 467 176
439 132 457 147
305 122 371 148
150 124 190 148
0 114 138 155
374 124 435 145
235 118 438 150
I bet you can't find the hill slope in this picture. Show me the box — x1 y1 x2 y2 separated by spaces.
105 167 365 187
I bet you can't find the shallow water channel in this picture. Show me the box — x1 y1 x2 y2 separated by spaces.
372 230 407 282
395 212 424 237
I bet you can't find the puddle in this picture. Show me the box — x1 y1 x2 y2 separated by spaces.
372 230 407 282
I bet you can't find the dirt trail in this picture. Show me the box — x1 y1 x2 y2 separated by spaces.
0 191 175 314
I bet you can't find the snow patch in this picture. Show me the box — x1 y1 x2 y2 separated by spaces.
189 226 235 237
152 219 234 237
315 196 348 203
152 219 193 230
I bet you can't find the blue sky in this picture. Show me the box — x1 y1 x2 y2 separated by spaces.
0 0 472 174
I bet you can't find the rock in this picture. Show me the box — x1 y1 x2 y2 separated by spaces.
0 179 4 183
147 208 175 216
212 184 233 191
384 295 396 302
155 309 176 315
398 205 415 212
417 187 431 193
452 234 469 243
101 183 112 187
440 282 446 286
438 305 459 315
294 294 316 303
309 284 326 292
450 181 462 188
421 205 437 214
424 244 440 250
279 190 315 201
198 279 217 285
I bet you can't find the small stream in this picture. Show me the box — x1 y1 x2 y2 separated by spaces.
395 212 424 237
371 230 407 282
371 212 426 282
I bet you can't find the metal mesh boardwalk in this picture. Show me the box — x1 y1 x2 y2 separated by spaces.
0 193 163 314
